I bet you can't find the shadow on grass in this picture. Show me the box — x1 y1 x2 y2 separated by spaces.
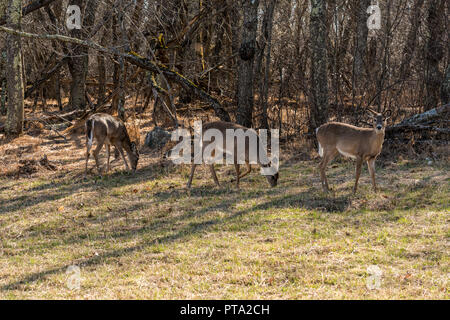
1 160 448 291
0 162 174 215
0 182 356 291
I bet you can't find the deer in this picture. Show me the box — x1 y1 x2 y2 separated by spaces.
185 121 279 189
316 108 391 193
85 113 139 176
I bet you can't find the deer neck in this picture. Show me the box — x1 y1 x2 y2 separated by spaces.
369 129 385 154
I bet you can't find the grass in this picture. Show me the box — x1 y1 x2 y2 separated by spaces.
0 133 448 299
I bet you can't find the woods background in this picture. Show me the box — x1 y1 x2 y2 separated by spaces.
0 0 449 153
0 0 449 300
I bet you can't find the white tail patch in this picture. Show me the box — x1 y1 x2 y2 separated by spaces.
316 128 324 157
318 141 323 157
88 121 94 147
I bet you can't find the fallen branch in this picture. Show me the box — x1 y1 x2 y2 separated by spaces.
25 57 69 98
387 124 450 134
386 104 449 134
385 104 450 141
25 110 83 123
391 104 449 127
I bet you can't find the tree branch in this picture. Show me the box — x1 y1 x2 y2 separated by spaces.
0 0 60 25
0 26 231 122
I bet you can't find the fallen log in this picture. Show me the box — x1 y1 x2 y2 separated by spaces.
386 104 449 139
389 103 449 128
387 124 450 134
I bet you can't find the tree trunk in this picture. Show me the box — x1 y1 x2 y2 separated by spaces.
236 0 259 128
0 0 5 116
309 0 329 130
67 0 86 110
257 0 277 129
5 0 24 136
67 0 98 111
441 65 450 104
424 0 445 110
97 27 108 104
354 0 370 80
398 0 425 79
117 0 127 120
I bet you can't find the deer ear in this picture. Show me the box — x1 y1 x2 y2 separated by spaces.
383 109 392 118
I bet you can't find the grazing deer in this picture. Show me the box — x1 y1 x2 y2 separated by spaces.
85 113 139 175
316 109 391 193
186 121 279 189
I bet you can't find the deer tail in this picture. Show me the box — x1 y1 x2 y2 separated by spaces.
86 119 94 147
315 128 323 157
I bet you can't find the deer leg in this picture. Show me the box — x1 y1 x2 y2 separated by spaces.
367 158 377 192
93 139 105 174
116 143 130 171
319 148 337 191
106 144 111 173
209 164 220 187
234 164 241 189
85 140 92 176
111 147 120 163
187 163 197 188
239 162 252 179
353 157 363 194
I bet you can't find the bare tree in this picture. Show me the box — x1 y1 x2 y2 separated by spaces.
424 0 445 109
67 0 98 110
236 0 259 128
353 0 370 81
256 0 277 129
5 0 24 136
309 0 329 130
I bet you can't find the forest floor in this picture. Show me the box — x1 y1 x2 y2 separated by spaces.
0 122 448 299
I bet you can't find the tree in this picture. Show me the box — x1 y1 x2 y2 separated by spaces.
424 0 445 109
256 0 277 129
67 0 98 110
5 0 24 136
398 0 425 79
236 0 259 128
309 0 329 130
0 0 6 116
353 0 370 81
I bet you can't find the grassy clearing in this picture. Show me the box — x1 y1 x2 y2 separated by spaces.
0 134 448 299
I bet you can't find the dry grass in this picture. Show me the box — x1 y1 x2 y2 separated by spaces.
0 125 448 299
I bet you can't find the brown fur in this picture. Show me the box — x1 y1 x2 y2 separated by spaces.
85 113 139 175
187 121 278 189
316 110 390 193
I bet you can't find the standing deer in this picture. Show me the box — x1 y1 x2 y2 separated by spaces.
316 109 391 193
186 121 279 189
85 113 139 175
